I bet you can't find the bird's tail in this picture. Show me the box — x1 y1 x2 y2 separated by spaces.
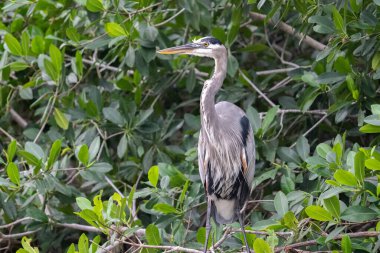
212 199 236 224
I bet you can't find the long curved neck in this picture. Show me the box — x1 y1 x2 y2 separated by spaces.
200 51 227 139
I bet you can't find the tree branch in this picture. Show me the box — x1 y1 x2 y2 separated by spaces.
250 12 327 51
9 108 28 128
239 70 276 107
274 231 380 252
55 223 101 233
0 217 34 229
0 229 41 239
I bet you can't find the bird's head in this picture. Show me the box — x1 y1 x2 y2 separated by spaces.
157 36 226 59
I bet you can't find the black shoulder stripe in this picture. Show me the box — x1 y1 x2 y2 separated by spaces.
240 116 250 146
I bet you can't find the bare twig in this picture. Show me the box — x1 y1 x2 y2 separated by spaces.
274 231 380 252
268 76 292 91
55 223 101 233
0 217 35 229
155 8 185 27
0 229 41 239
81 57 122 72
0 127 16 140
10 108 27 128
105 176 124 197
120 241 203 253
250 12 327 51
255 67 297 76
259 109 327 118
239 70 276 107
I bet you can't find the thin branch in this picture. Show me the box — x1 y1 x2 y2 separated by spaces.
0 127 16 140
105 176 124 197
9 108 28 128
55 223 101 233
289 113 329 148
250 12 327 51
229 228 294 237
0 217 34 229
268 76 292 92
155 8 185 27
81 57 122 72
120 240 203 253
274 231 380 252
239 70 276 107
0 229 41 239
255 67 297 76
259 109 327 118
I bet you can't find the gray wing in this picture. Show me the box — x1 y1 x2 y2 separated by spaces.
215 101 256 191
198 101 255 190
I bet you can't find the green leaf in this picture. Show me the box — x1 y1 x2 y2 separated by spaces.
102 107 124 125
246 106 261 134
86 0 104 12
334 169 357 186
5 33 22 56
9 62 29 71
126 46 135 68
74 50 83 78
316 143 332 159
88 136 100 162
66 244 75 253
17 150 41 167
117 134 127 158
342 234 352 253
49 44 62 73
153 203 179 214
227 54 239 77
332 7 345 33
77 145 89 166
365 158 380 171
146 224 162 245
31 36 45 54
253 238 271 253
66 27 80 42
282 211 298 230
305 205 333 221
76 197 93 210
44 58 59 82
364 115 380 126
274 191 288 217
105 22 127 37
261 106 279 136
47 139 61 170
323 196 340 219
20 237 39 253
354 151 365 183
21 30 30 56
360 124 380 133
371 104 380 115
277 147 301 164
7 162 20 186
78 233 89 253
341 206 378 222
54 108 69 130
296 136 309 161
7 140 17 162
372 52 380 70
148 165 159 187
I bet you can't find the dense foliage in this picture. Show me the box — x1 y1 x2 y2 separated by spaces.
1 0 380 252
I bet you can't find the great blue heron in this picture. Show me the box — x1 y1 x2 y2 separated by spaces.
157 36 255 252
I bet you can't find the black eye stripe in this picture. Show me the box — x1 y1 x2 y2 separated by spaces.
200 36 222 45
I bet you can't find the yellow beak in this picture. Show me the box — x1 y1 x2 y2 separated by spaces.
157 43 200 55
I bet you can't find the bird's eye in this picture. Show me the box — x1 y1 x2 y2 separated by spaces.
204 42 209 47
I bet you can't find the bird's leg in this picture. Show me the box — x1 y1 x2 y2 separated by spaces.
204 196 212 253
238 211 250 253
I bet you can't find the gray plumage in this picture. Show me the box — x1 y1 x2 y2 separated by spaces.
158 36 255 253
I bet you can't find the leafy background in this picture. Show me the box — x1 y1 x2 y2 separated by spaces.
1 0 380 252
